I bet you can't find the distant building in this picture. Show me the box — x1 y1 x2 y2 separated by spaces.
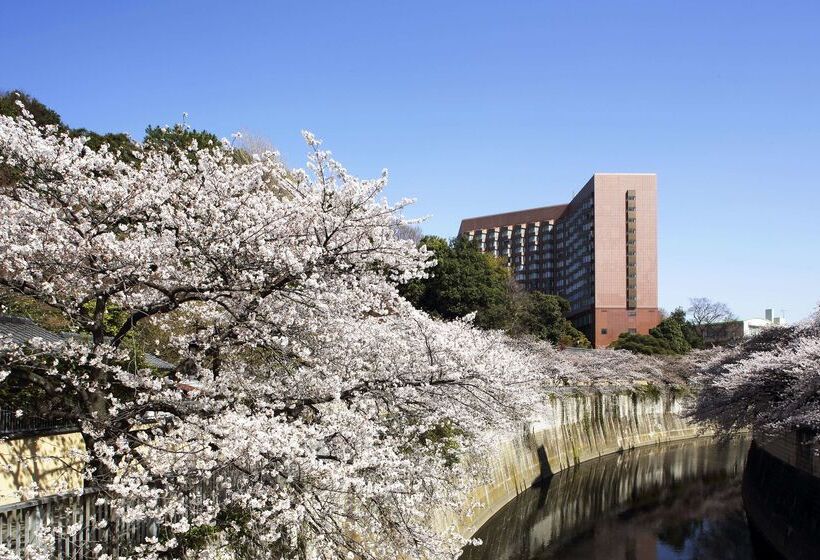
698 308 787 347
458 173 660 348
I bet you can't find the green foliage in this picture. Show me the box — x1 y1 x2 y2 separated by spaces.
0 90 64 127
70 128 140 165
1 91 141 166
1 91 240 170
0 289 72 332
79 301 130 338
401 235 590 347
668 307 704 348
0 373 57 417
1 91 65 185
557 322 592 349
0 350 137 417
633 381 663 400
609 332 678 355
175 523 220 552
401 235 510 328
144 123 220 162
610 307 701 355
649 315 691 354
418 420 465 467
507 291 591 348
174 505 257 555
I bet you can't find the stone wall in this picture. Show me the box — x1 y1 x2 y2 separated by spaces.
441 389 706 537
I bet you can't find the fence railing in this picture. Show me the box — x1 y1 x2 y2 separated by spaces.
0 489 157 559
0 409 79 439
0 472 246 559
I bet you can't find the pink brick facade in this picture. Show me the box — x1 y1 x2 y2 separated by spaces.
458 173 660 347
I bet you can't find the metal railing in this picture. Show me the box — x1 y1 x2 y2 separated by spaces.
0 409 79 438
0 489 155 558
0 472 247 559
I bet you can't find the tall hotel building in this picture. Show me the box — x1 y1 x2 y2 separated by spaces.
458 174 660 348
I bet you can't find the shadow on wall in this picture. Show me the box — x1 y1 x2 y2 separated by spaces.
0 432 85 506
535 445 552 479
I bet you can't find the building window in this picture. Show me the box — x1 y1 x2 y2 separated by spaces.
600 328 608 334
628 328 637 334
625 190 637 309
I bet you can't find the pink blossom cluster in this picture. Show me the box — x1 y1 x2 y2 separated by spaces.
689 307 820 436
0 106 679 559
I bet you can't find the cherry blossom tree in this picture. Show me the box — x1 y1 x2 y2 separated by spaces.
0 104 571 559
688 307 820 436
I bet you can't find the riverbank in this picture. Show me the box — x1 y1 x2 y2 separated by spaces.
439 388 708 537
463 435 750 560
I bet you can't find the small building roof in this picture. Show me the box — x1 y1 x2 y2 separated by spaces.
0 315 174 370
0 315 65 346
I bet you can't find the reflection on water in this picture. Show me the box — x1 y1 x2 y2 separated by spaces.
462 437 764 560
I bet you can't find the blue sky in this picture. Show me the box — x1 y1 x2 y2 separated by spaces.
4 1 819 321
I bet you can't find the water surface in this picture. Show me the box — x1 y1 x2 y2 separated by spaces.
462 437 764 560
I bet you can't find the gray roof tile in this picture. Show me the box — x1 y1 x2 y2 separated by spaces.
0 315 174 370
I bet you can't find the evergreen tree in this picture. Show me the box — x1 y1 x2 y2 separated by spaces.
402 235 510 328
610 307 701 355
401 236 590 346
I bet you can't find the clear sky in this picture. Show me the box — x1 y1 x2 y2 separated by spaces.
4 1 819 321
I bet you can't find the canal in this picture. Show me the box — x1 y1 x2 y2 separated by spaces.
460 436 783 560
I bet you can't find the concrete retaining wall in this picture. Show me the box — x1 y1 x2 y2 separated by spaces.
443 389 706 537
1 390 707 546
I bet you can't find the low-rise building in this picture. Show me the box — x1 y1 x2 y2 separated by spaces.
698 308 787 347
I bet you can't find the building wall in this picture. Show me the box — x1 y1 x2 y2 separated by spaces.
697 317 780 347
697 320 745 346
460 205 567 294
458 173 660 348
554 179 595 321
592 174 659 347
594 308 663 348
0 432 85 506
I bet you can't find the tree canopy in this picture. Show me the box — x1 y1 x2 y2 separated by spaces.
0 90 63 128
0 109 581 559
505 289 591 348
0 90 230 168
144 123 221 159
609 308 702 355
401 235 511 328
690 307 820 436
0 94 666 559
401 235 590 347
687 297 736 326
